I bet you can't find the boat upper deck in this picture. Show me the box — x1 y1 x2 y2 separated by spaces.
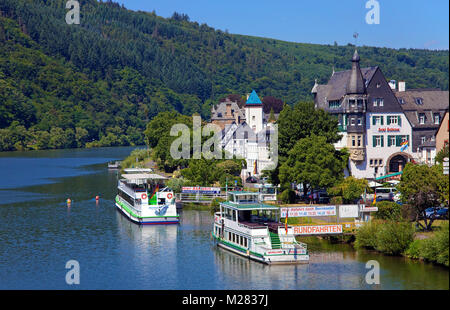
220 200 278 211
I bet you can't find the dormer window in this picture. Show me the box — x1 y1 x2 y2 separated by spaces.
419 113 426 124
398 98 405 104
373 98 384 107
376 82 381 88
434 114 440 125
415 98 423 105
328 100 341 109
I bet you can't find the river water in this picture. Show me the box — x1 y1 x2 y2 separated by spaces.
0 146 448 290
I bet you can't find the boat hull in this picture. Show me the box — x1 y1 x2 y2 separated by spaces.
115 202 179 225
213 234 309 265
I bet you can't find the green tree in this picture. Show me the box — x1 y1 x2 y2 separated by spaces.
279 135 348 196
328 176 370 204
435 145 449 164
397 163 449 231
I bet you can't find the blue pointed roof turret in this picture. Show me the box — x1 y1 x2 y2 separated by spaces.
246 90 262 105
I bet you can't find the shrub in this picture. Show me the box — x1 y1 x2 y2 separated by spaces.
374 201 402 220
167 177 187 193
405 239 423 259
374 221 415 255
354 220 380 249
420 222 449 266
280 189 296 204
330 196 343 205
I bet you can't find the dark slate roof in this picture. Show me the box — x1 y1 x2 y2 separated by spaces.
315 67 378 108
394 89 449 128
346 50 366 95
211 100 245 121
394 89 449 111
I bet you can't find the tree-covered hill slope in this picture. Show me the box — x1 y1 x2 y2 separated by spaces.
0 0 448 151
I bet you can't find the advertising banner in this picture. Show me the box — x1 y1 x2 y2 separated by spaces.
182 186 221 194
360 206 378 212
293 225 343 235
280 206 336 217
339 205 359 218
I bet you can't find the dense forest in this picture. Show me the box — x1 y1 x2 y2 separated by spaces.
0 0 448 151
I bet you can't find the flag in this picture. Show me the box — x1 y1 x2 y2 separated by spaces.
253 160 257 175
400 140 408 152
372 191 377 205
285 208 289 234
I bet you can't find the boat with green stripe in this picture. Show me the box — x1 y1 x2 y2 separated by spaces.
116 172 179 225
212 191 309 264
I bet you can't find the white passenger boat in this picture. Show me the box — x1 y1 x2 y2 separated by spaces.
108 161 121 169
115 172 179 225
212 191 309 264
122 168 153 173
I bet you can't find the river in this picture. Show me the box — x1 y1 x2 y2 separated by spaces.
0 146 448 290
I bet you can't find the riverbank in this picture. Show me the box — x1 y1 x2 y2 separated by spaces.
355 219 449 267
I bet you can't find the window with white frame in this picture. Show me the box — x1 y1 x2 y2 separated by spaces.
434 114 440 125
421 136 426 144
373 98 384 107
419 113 426 124
372 115 383 125
389 136 396 147
373 135 383 147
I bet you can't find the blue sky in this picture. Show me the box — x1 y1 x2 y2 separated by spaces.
116 0 449 50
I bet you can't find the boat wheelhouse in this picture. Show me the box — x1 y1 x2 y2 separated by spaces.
254 183 278 201
115 173 179 225
212 191 309 264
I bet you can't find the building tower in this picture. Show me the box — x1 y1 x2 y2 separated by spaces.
345 50 368 162
245 90 264 133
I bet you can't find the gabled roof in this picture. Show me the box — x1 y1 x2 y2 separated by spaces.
246 90 262 105
211 99 245 121
394 89 449 128
326 66 378 101
314 67 379 111
393 89 449 111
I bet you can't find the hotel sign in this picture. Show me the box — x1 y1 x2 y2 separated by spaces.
280 206 336 217
293 225 343 235
378 128 400 132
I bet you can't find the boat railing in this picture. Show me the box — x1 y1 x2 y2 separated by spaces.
237 221 268 230
118 181 137 198
117 195 142 216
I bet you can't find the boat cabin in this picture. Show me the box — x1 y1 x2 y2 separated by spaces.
220 191 283 233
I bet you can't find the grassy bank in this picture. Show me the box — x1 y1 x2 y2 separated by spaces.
355 219 449 267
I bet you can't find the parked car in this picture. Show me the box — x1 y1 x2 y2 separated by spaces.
436 208 449 219
424 207 445 219
425 207 438 219
375 187 397 201
315 190 330 204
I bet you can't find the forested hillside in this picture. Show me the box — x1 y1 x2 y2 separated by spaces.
0 0 448 151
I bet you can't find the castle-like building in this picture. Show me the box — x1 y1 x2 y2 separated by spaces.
313 50 449 180
211 90 277 178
